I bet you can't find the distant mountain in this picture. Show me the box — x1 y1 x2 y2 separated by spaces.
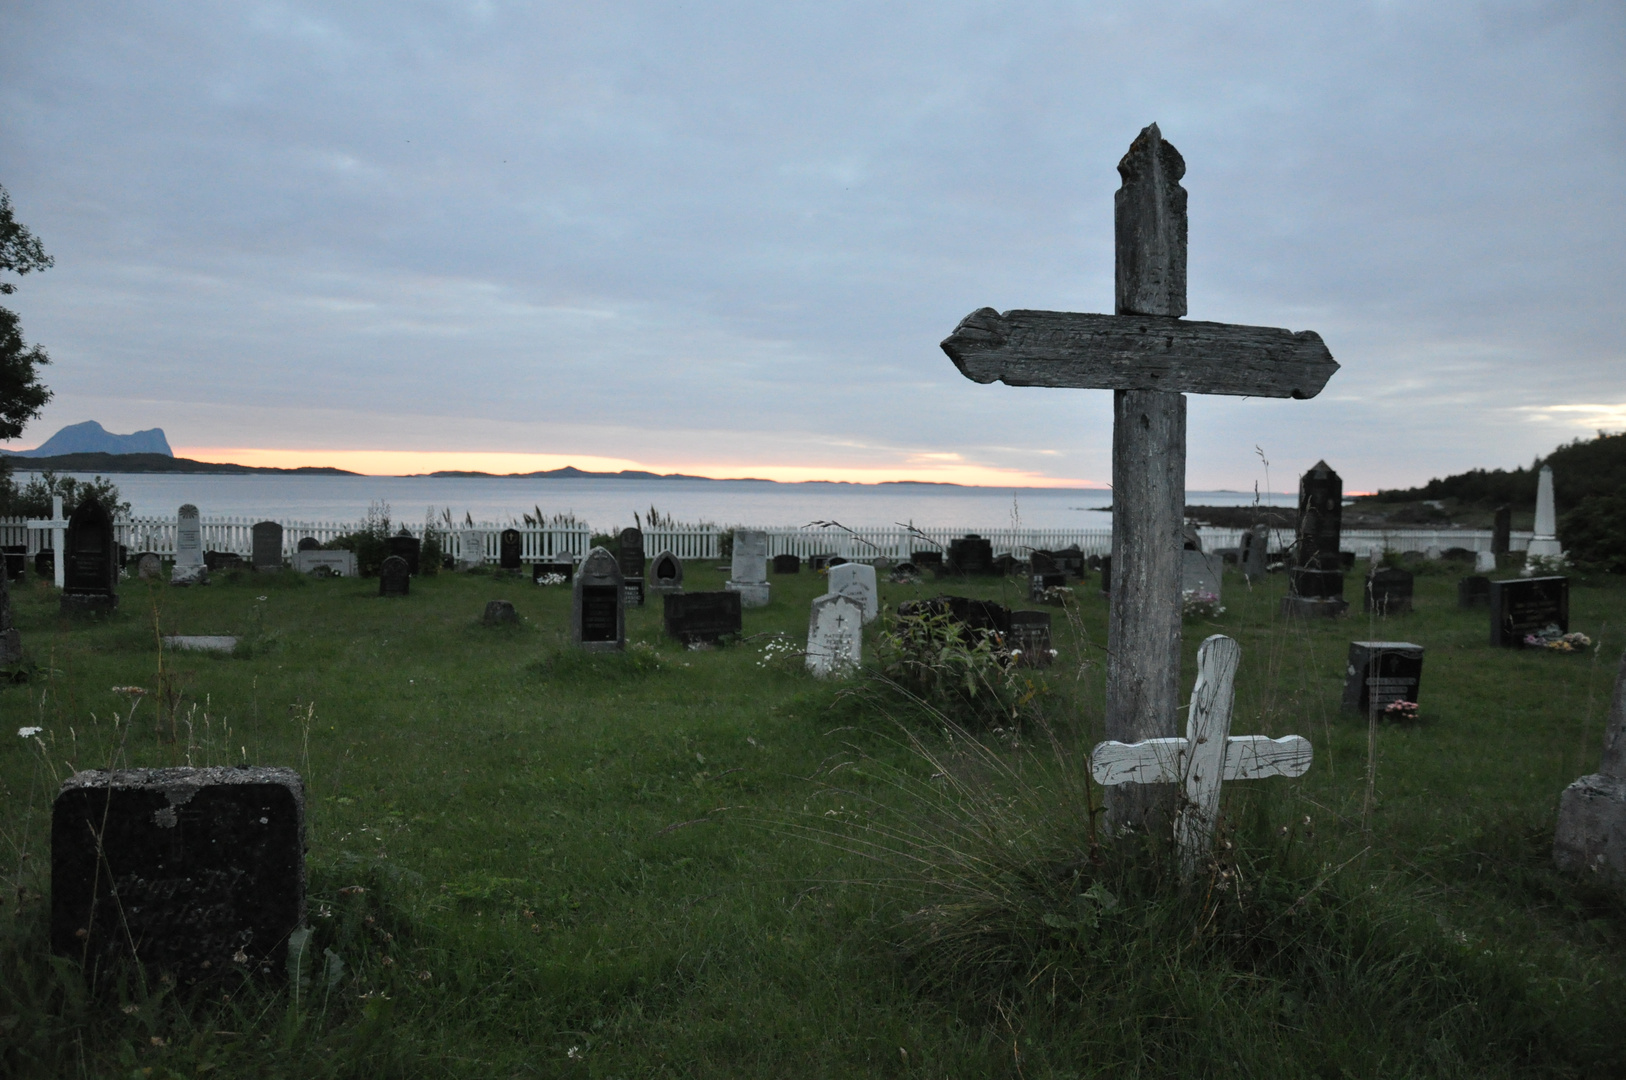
419 466 736 481
0 452 355 475
10 421 173 457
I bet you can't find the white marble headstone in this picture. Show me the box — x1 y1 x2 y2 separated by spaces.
806 593 863 677
826 562 878 624
1475 549 1496 572
459 530 488 570
171 504 208 585
1526 464 1564 563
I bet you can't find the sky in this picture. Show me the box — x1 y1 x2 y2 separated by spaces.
0 1 1621 490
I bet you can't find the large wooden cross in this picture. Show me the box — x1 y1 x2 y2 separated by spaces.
25 495 68 590
940 124 1337 827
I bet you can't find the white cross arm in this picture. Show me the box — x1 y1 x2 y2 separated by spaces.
1090 734 1312 786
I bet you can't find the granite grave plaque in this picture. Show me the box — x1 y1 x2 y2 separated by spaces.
1490 576 1569 648
663 590 742 645
1340 641 1424 714
1008 610 1053 668
773 553 800 575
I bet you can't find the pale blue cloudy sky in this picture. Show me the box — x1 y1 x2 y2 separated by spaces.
0 1 1620 489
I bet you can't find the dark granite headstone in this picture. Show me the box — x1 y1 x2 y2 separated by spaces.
378 555 410 597
482 599 518 625
1490 576 1569 648
2 545 25 581
772 553 800 574
947 534 995 575
204 550 246 572
52 766 305 983
826 556 848 568
663 590 743 644
1339 551 1357 571
1030 550 1058 574
532 560 574 583
910 551 945 573
572 547 624 652
617 528 645 580
1341 641 1424 714
386 535 421 576
650 551 684 593
251 522 283 573
296 537 321 552
1282 461 1347 617
1008 610 1053 668
499 529 523 570
1365 567 1415 615
992 553 1018 577
0 566 20 664
1492 505 1512 556
898 595 1012 637
61 500 118 613
1030 572 1068 601
1458 576 1492 608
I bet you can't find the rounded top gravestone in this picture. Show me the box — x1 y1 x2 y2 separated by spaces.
378 556 411 597
573 547 625 652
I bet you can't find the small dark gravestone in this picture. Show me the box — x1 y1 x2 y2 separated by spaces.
482 600 518 625
52 766 305 983
947 534 995 575
1490 576 1569 648
378 555 410 597
533 560 574 584
1030 571 1068 601
500 529 523 571
204 550 246 571
623 578 645 608
251 521 283 572
993 552 1019 577
3 544 24 581
649 551 684 594
910 550 945 574
1031 550 1058 574
0 567 20 664
1340 551 1358 571
1458 575 1492 608
34 549 54 581
1365 566 1414 615
573 547 625 652
297 537 321 552
898 595 1012 638
1341 641 1424 715
61 500 118 613
1492 505 1512 557
826 556 848 569
890 561 920 583
386 535 421 576
1008 610 1054 668
772 553 800 575
617 527 645 580
663 591 743 645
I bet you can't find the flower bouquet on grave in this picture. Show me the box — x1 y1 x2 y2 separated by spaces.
1523 624 1592 652
535 573 567 587
1038 585 1075 606
1383 700 1419 723
1181 590 1225 620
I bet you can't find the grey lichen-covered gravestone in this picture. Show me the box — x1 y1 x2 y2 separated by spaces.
378 555 411 597
573 547 625 652
51 766 306 983
172 504 208 585
251 521 284 573
727 529 770 608
940 123 1337 828
61 499 119 614
827 562 878 624
136 552 162 580
805 593 863 678
1555 651 1626 885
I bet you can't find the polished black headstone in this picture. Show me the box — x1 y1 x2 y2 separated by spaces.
250 521 283 572
1030 572 1068 601
617 528 645 580
947 534 995 575
663 591 743 644
296 537 321 552
1340 641 1424 713
1490 576 1569 648
532 560 574 583
772 553 800 574
499 529 523 570
61 500 118 612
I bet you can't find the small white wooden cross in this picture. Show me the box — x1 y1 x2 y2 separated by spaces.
1090 634 1312 874
25 495 68 589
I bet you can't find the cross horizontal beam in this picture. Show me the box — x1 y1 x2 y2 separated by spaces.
941 308 1338 399
1090 734 1313 786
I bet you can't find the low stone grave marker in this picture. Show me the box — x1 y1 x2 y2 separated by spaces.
808 553 836 572
947 534 994 575
137 553 162 580
1 569 21 664
172 505 208 585
827 562 878 624
52 765 306 982
61 500 119 613
910 550 944 575
889 561 921 583
649 551 684 594
386 535 421 575
1457 575 1491 608
1008 610 1054 668
663 591 742 645
482 600 519 626
378 555 411 597
806 593 863 677
727 529 770 607
2 544 24 581
251 521 283 573
1091 635 1312 873
500 529 523 570
572 547 624 652
1475 550 1496 573
773 553 800 574
1490 576 1569 647
164 635 238 654
1340 641 1424 715
1365 566 1414 615
204 550 246 572
623 578 645 608
533 560 574 584
1554 649 1626 886
293 549 356 577
297 537 321 552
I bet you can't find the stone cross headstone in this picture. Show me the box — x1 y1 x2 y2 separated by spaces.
663 591 742 645
24 494 68 589
1340 641 1424 714
1525 464 1564 567
773 553 800 575
941 124 1336 828
1554 649 1626 886
378 555 411 597
827 562 878 624
251 521 283 573
1365 566 1414 615
172 504 207 585
386 535 421 575
1008 610 1054 668
52 765 306 982
1282 462 1348 617
1091 635 1313 873
0 564 20 664
805 593 863 677
61 500 118 613
572 547 625 652
1490 576 1569 647
727 529 770 608
649 550 684 594
499 529 523 570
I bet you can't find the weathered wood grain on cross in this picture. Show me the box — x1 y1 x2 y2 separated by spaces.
940 124 1337 828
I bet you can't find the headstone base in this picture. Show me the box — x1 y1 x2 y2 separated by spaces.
170 564 210 586
60 592 117 615
725 581 771 607
1279 596 1348 619
648 583 683 596
1554 773 1626 884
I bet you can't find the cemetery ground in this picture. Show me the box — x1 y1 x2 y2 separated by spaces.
3 561 1626 1078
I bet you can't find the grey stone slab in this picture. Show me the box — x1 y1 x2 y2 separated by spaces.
164 635 238 653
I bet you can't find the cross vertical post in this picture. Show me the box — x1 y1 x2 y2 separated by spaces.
26 495 69 590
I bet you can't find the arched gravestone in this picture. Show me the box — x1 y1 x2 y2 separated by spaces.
61 500 118 613
773 554 800 575
499 529 523 570
649 550 684 594
573 547 624 652
378 556 410 597
297 537 321 552
251 522 284 573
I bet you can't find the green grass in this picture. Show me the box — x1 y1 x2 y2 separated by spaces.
2 559 1625 1077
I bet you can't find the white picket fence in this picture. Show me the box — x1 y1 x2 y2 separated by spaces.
0 515 1536 565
